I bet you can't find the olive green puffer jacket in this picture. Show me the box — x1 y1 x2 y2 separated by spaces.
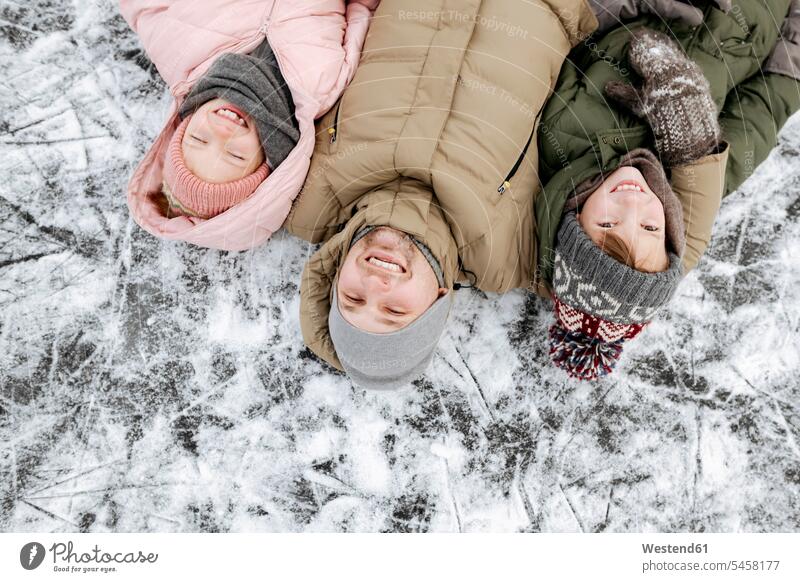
536 0 800 283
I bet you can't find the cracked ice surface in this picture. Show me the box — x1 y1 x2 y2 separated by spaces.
1 0 799 533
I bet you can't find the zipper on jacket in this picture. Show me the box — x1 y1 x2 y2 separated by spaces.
497 126 536 194
328 101 342 145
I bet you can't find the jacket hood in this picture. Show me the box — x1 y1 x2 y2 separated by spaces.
299 180 459 370
127 99 315 251
564 148 687 259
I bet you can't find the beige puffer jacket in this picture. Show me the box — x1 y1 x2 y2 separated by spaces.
286 0 599 369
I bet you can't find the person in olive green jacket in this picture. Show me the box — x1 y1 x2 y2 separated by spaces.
536 0 800 380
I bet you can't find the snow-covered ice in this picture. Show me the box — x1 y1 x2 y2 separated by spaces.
1 0 799 532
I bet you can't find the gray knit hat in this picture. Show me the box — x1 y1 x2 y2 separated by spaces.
328 285 453 390
549 213 682 381
179 41 300 169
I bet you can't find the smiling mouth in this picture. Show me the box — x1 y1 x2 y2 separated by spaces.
213 106 248 128
610 180 645 193
365 253 407 274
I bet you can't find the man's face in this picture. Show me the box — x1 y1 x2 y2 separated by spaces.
578 166 669 272
337 227 448 333
182 98 265 183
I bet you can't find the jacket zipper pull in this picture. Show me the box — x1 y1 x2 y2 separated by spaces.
497 180 510 194
328 127 337 144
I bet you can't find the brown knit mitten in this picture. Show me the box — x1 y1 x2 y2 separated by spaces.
604 28 721 167
765 0 800 80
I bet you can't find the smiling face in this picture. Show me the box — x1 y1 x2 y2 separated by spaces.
336 227 448 334
181 98 265 183
577 166 669 273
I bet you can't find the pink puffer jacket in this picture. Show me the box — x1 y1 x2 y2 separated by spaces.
120 0 378 250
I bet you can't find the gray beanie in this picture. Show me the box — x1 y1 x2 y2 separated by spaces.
553 213 682 324
328 285 453 390
179 40 300 169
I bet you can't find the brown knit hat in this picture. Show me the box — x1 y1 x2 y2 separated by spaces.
564 148 686 257
162 117 269 219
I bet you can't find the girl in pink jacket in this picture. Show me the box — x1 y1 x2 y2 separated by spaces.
120 0 378 250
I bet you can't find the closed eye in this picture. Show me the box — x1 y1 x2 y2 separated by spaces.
385 307 406 316
228 152 245 161
189 134 207 144
343 294 363 304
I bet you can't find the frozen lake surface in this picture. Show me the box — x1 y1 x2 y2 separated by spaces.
1 0 799 532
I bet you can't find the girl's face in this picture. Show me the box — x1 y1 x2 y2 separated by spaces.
578 166 669 273
181 98 265 183
337 227 448 334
